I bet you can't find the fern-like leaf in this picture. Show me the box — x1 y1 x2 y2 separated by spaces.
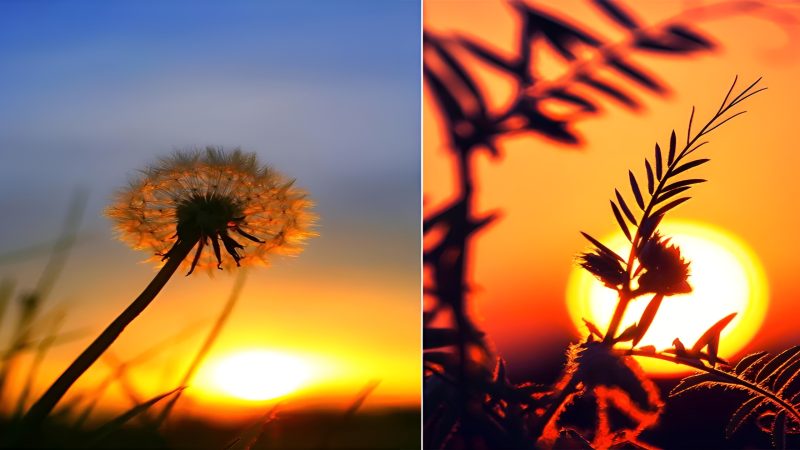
726 396 767 438
582 77 764 300
669 348 800 447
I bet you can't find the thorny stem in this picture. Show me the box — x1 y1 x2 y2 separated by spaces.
626 349 800 427
14 238 197 445
531 374 581 445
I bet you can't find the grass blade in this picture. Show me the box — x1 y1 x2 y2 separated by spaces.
319 379 381 449
224 403 281 450
89 387 185 445
155 270 248 426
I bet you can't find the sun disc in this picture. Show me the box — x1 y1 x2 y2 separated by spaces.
566 220 768 375
208 350 312 401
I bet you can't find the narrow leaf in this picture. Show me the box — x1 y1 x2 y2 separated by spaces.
458 37 517 74
638 214 663 244
637 345 656 354
593 0 638 29
655 143 663 179
691 313 737 354
634 35 685 53
632 294 664 347
583 318 604 339
741 353 774 380
775 357 800 393
672 338 686 356
423 67 465 126
577 74 639 108
427 38 485 113
611 201 632 241
629 170 645 209
668 130 677 165
607 57 664 93
548 89 598 113
756 345 800 383
735 351 769 375
224 404 281 450
614 324 639 343
669 373 717 397
725 396 766 438
580 232 625 262
655 186 691 205
663 178 707 192
707 333 721 366
651 197 691 219
614 189 636 225
91 387 185 443
668 25 714 50
672 158 710 177
773 409 787 450
645 160 654 194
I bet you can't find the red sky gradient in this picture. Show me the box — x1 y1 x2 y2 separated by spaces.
424 0 800 368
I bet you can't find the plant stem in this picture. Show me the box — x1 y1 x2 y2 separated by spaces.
14 238 196 444
604 291 631 344
531 374 580 444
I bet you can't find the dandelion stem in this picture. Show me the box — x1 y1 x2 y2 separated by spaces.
15 238 197 444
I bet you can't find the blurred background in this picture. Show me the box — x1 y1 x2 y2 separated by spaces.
425 0 800 447
425 0 800 367
0 1 420 447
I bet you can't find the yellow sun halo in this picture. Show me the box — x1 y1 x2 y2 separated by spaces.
207 350 313 401
566 220 768 375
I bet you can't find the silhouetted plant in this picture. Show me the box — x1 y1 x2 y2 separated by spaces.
550 76 768 448
424 1 796 448
571 77 800 448
14 147 316 444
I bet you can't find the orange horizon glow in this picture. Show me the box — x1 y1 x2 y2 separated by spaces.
5 262 420 419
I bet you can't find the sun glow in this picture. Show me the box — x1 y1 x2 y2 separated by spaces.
204 350 313 401
566 221 768 374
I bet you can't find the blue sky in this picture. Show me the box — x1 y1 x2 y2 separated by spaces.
0 0 421 408
0 0 420 253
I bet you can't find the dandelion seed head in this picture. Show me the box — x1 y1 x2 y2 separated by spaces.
106 147 316 274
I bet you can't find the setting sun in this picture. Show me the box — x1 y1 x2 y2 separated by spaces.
203 350 314 401
567 221 768 374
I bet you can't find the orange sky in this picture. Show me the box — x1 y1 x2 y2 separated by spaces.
0 1 421 421
2 232 419 418
424 1 800 366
